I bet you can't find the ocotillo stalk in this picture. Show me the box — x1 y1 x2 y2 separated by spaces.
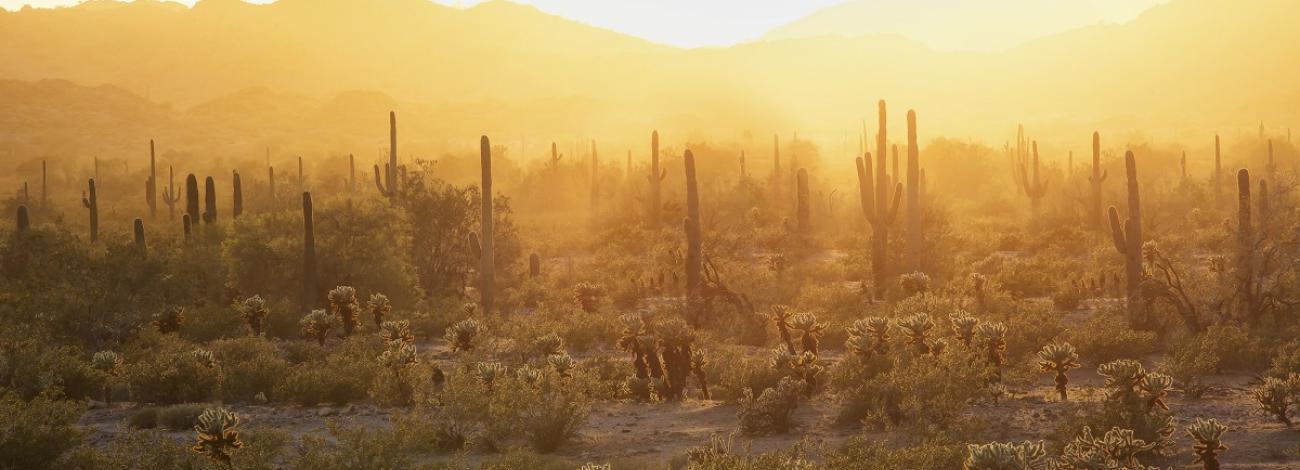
479 136 496 314
855 100 903 300
684 150 702 316
529 253 541 279
795 168 810 233
1237 169 1256 323
232 171 243 218
647 131 664 226
161 166 179 220
203 176 217 224
185 174 200 223
906 110 922 272
375 111 398 198
183 214 192 240
1107 151 1144 329
16 205 29 232
145 140 157 219
302 192 318 312
82 178 98 243
133 218 146 250
1214 134 1222 200
1089 132 1107 229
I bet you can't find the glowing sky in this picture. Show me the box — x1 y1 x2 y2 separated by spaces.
0 0 1162 49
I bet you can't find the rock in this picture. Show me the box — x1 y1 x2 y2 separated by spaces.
317 407 337 417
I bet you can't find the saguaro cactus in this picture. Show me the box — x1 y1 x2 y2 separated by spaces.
302 192 318 312
375 111 398 198
795 168 810 233
1236 169 1257 323
1107 151 1144 328
739 151 747 180
855 100 904 300
590 140 599 219
203 176 217 224
185 174 200 222
479 136 496 314
348 154 356 193
232 171 243 218
297 157 305 191
161 166 180 220
267 149 278 207
183 214 192 240
529 253 541 279
145 140 158 219
684 150 702 312
1214 134 1222 200
1012 133 1050 221
82 178 99 243
16 205 29 232
133 218 146 250
772 134 782 201
1267 140 1276 183
648 131 664 226
905 110 922 272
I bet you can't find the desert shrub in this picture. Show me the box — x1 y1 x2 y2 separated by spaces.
737 377 802 435
277 337 380 405
685 433 818 470
993 300 1066 362
125 341 221 404
824 436 966 470
128 407 159 429
1194 324 1268 372
181 304 244 343
0 337 101 400
157 403 204 431
1161 335 1220 399
211 337 290 402
78 426 288 470
1268 337 1300 378
370 342 422 407
1064 307 1157 365
0 393 84 470
289 419 411 470
1065 360 1175 461
703 347 784 401
856 347 990 431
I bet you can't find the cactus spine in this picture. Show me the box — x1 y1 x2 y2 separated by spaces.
795 168 810 233
16 205 29 232
684 150 702 314
82 178 98 243
232 171 243 218
302 192 318 312
479 136 495 314
648 131 664 226
145 140 157 219
905 110 921 272
133 218 146 250
185 174 200 223
855 100 903 300
1107 151 1144 328
161 166 179 220
203 176 217 224
375 111 398 198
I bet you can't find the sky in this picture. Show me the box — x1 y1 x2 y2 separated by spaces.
0 0 1159 49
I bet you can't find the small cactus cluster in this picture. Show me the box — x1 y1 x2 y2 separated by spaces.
1187 418 1228 470
328 286 361 336
92 350 123 404
616 311 705 401
788 312 827 355
950 312 979 347
1058 427 1160 470
152 306 186 335
474 361 508 392
379 320 414 345
532 332 565 357
897 313 941 354
975 322 1008 367
845 316 891 358
962 440 1046 470
445 318 481 352
236 295 269 336
191 407 243 464
1037 343 1081 401
737 377 802 435
769 345 822 398
299 309 336 346
1097 359 1172 412
367 293 391 328
572 282 604 313
1253 374 1300 425
899 271 931 297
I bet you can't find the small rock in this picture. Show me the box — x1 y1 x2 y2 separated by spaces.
318 407 337 417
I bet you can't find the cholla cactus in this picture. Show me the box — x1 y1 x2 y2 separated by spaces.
897 313 935 354
533 332 565 357
190 349 217 368
572 282 604 313
950 311 979 347
92 351 123 404
737 377 802 435
658 317 697 401
625 376 653 402
299 309 336 346
191 407 243 464
367 293 391 328
515 364 543 385
962 440 1046 470
236 295 269 336
475 362 508 392
547 351 577 378
1059 426 1160 469
444 318 481 352
975 322 1007 367
899 271 931 297
328 286 361 336
1254 375 1298 425
770 305 797 353
846 317 892 358
152 306 185 334
770 345 822 397
379 320 414 345
691 349 710 399
1098 359 1146 394
379 342 419 370
617 311 662 380
1186 418 1228 470
1037 343 1081 401
1141 372 1173 412
789 312 827 355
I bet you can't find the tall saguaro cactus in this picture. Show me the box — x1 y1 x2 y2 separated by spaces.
1107 151 1144 328
772 134 782 201
302 192 318 312
905 110 922 272
590 140 599 220
1012 133 1050 221
161 166 180 220
375 111 398 198
267 149 278 207
1267 140 1276 183
185 174 200 223
133 218 146 250
1214 134 1222 200
82 178 99 243
855 100 903 300
203 176 217 224
16 205 29 232
479 136 496 314
648 131 664 226
683 150 702 312
145 140 158 219
795 168 810 233
232 171 243 218
1236 169 1257 323
1089 132 1107 229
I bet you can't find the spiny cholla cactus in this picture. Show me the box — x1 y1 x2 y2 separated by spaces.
1099 359 1174 412
845 317 891 358
770 305 797 353
658 317 697 401
1037 343 1081 401
1059 427 1159 470
299 309 335 346
572 282 604 313
92 351 123 404
897 313 936 354
625 376 653 402
533 332 565 357
190 349 217 368
236 295 269 336
975 322 1007 367
379 320 414 345
962 440 1046 470
770 345 822 397
191 407 243 464
1141 372 1173 412
328 286 361 336
515 364 543 385
691 349 710 400
1253 375 1298 425
1187 418 1228 470
445 318 481 352
789 312 827 355
899 271 931 297
152 306 185 334
367 293 391 328
618 311 662 381
475 362 508 392
548 351 577 378
950 311 979 347
380 342 419 370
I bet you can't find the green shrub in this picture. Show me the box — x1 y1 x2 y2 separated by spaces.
126 342 221 404
127 407 159 429
289 419 411 470
824 436 966 470
0 337 101 400
707 346 783 401
1268 338 1300 378
0 393 84 470
738 377 802 435
158 403 204 431
1064 307 1157 365
211 337 290 403
277 337 379 405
